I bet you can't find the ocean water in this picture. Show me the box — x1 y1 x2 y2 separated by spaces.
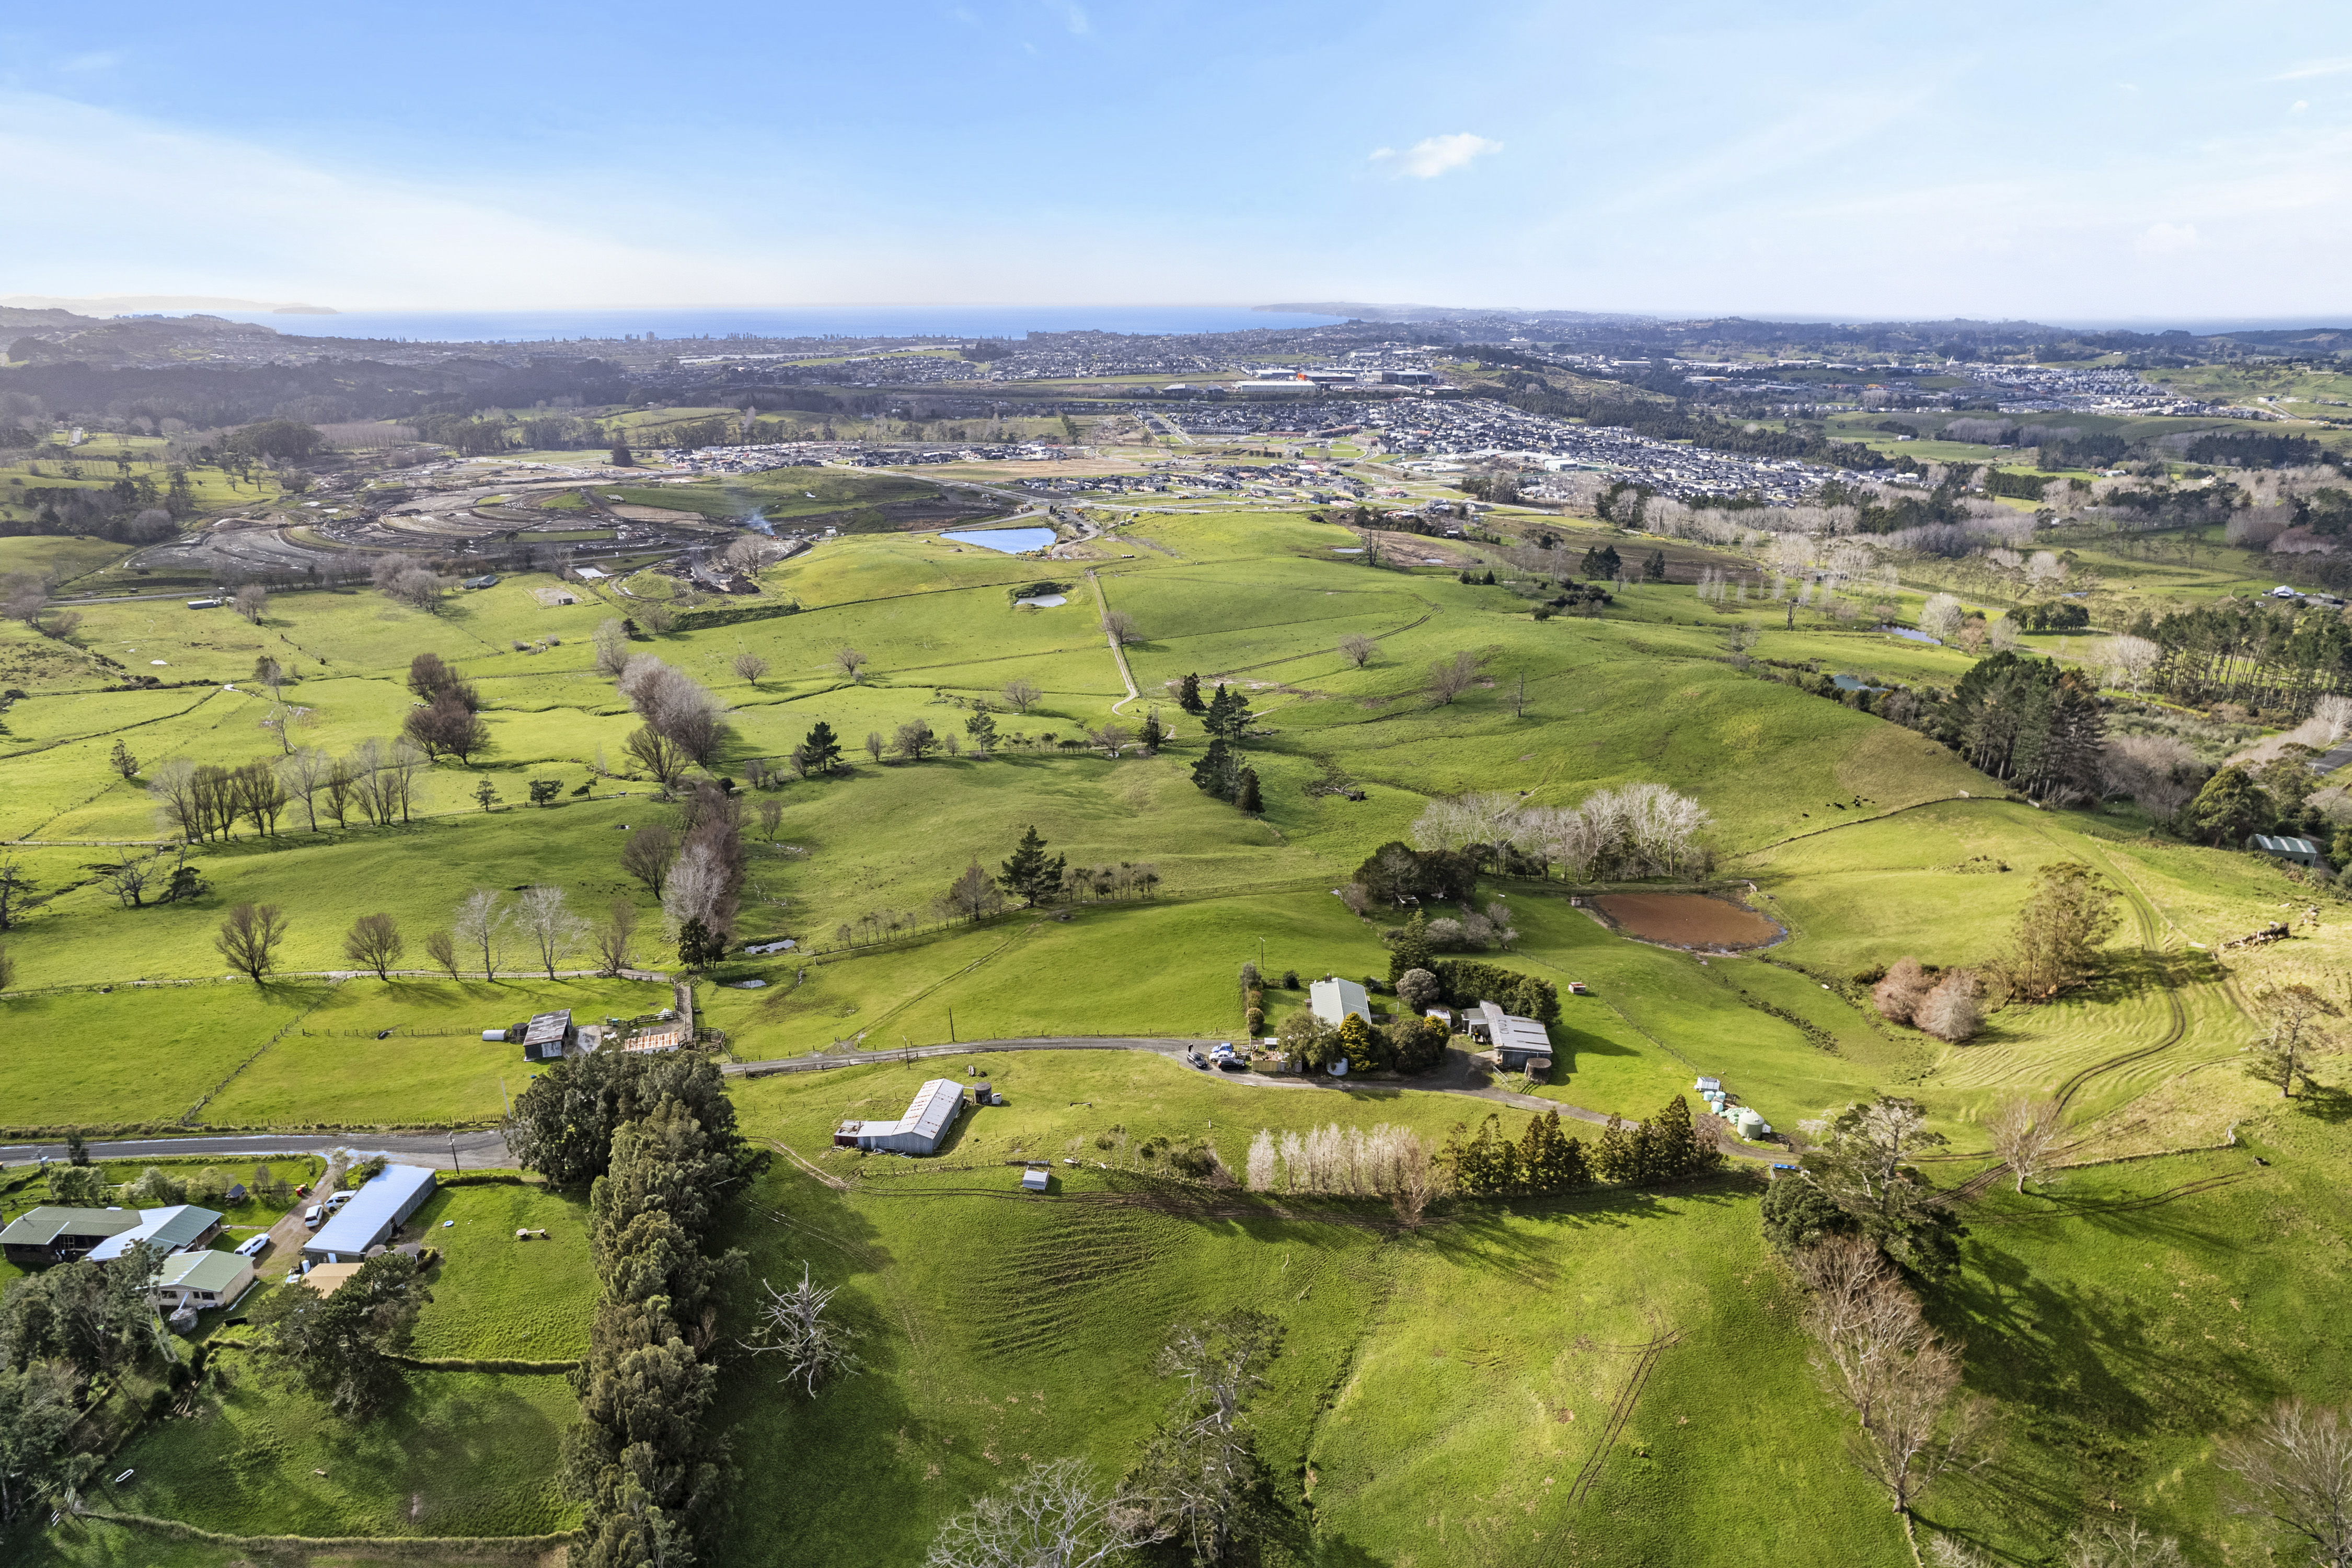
206 305 1347 345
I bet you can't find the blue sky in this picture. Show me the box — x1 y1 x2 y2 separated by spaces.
4 1 2349 321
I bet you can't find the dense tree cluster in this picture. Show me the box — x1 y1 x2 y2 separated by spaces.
506 1054 747 1567
0 1241 166 1524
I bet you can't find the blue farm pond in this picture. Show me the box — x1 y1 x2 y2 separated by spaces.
943 527 1056 555
1832 674 1889 693
1878 625 1940 643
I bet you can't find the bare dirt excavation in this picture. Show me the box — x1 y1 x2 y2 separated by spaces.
1590 893 1785 950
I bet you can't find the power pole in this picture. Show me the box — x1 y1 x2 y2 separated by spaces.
447 1132 460 1173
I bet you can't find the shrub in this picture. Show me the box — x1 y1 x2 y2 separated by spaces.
1432 960 1559 1022
1245 1007 1264 1033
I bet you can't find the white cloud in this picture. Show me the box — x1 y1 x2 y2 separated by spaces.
0 93 788 307
60 52 120 72
2272 55 2352 80
1370 132 1501 180
2136 221 2199 254
2294 99 2310 112
1053 1 1089 34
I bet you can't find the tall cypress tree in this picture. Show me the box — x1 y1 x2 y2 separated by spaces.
1177 672 1205 713
1236 768 1263 815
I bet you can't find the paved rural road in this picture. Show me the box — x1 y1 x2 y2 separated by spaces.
0 1129 510 1167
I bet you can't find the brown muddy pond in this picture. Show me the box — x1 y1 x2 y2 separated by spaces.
1592 893 1783 948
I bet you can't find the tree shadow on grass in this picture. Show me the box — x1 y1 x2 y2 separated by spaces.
2289 1083 2352 1124
1934 1234 2276 1534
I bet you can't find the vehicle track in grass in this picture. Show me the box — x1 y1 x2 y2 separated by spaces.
1567 1329 1680 1507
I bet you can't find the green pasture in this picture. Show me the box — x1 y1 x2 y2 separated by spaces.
409 1181 596 1361
0 984 319 1129
70 1361 577 1539
0 535 135 586
718 1067 1900 1568
203 977 671 1127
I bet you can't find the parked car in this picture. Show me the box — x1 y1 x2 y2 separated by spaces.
303 1205 324 1231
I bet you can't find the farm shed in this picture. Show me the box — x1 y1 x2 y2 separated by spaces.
520 1010 575 1061
303 1163 437 1263
88 1204 224 1262
1309 977 1371 1028
1021 1168 1050 1192
2252 834 2326 868
149 1249 254 1312
0 1207 143 1266
1470 1001 1553 1071
834 1079 966 1155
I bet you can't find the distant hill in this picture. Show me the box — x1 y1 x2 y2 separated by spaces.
0 294 336 316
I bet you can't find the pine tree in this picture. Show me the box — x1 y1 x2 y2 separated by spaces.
1178 672 1205 713
1644 549 1666 582
1203 683 1252 741
1236 767 1263 815
1385 910 1434 984
997 825 1066 907
677 916 723 970
803 720 843 774
1594 1113 1647 1183
1191 736 1241 800
1137 709 1166 751
963 710 998 752
1648 1094 1699 1180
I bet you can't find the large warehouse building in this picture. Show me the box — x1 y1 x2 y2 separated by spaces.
834 1079 966 1155
303 1162 438 1263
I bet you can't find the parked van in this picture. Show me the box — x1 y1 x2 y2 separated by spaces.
303 1205 324 1231
234 1234 271 1259
324 1190 354 1212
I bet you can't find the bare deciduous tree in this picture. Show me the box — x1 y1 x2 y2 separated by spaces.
940 861 1008 923
454 889 510 980
1338 633 1376 668
342 913 403 979
834 645 869 682
515 885 587 979
592 901 639 977
1985 1097 2066 1193
97 849 162 908
1001 678 1042 714
593 617 631 678
423 928 461 981
215 903 289 982
924 1457 1164 1568
1428 650 1480 705
277 747 331 832
1913 969 1984 1043
2219 1399 2352 1568
232 583 269 623
621 823 680 896
1131 1312 1280 1563
1847 1336 1989 1516
624 725 690 793
756 797 783 841
742 1263 862 1397
1100 609 1140 646
2063 1517 2188 1568
731 651 770 685
2097 634 2163 697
